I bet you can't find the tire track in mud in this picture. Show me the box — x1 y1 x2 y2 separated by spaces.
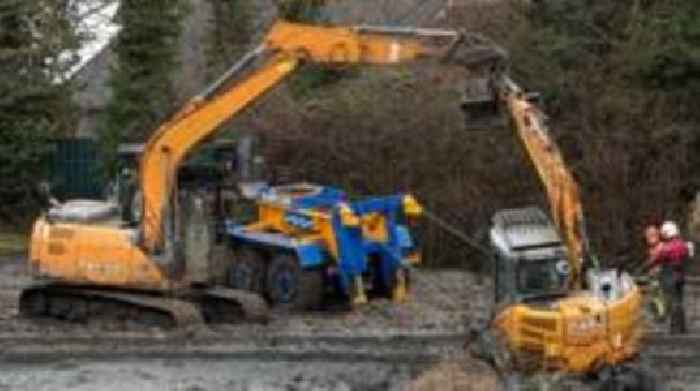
1 257 699 369
645 333 700 367
0 333 467 366
0 332 699 368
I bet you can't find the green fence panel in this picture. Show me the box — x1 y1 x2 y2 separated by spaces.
49 139 104 199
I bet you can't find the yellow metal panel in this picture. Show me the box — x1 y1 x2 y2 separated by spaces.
494 287 644 375
604 287 643 364
266 22 428 64
258 203 290 233
405 252 422 265
361 213 388 243
402 195 423 217
31 219 165 288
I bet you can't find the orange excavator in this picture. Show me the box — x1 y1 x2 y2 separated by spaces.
457 52 651 388
22 21 469 327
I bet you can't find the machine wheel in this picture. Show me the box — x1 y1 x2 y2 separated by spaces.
227 247 266 293
265 253 322 311
19 290 47 316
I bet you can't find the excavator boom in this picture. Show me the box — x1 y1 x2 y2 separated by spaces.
494 75 588 287
140 21 462 252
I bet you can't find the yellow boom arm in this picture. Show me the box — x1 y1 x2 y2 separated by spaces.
139 21 461 252
495 75 588 288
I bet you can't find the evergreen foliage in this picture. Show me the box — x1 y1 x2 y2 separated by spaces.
276 0 326 22
262 1 700 265
205 0 253 78
100 0 186 174
500 0 700 257
0 0 80 224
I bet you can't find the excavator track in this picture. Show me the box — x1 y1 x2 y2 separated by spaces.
19 285 204 330
18 285 269 330
198 288 269 324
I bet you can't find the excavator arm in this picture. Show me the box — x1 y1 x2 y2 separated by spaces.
494 74 589 288
451 32 589 288
139 21 463 252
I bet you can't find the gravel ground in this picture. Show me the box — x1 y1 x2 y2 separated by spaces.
4 358 700 391
0 359 421 391
0 357 519 391
0 255 491 336
2 255 700 390
0 255 494 390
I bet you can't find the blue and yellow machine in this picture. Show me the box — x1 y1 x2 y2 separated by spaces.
225 183 422 310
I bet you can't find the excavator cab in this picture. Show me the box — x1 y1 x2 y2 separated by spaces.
489 207 570 305
480 206 644 379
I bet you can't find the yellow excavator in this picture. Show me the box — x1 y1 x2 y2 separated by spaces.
22 21 470 327
457 51 652 388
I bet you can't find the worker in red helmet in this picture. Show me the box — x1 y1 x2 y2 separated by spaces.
651 221 689 334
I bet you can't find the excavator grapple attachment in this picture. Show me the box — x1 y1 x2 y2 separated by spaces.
461 94 504 131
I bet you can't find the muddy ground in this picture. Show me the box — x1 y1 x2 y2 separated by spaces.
1 359 419 391
0 254 491 390
0 255 699 390
0 254 488 336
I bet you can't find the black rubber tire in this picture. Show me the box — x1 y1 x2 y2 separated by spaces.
227 247 266 293
19 290 47 317
265 253 322 312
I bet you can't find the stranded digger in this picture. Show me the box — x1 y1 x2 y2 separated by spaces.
22 21 482 328
452 48 652 388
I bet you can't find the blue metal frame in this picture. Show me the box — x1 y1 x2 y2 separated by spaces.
225 223 326 269
225 186 418 297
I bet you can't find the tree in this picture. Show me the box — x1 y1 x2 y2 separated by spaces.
205 0 254 79
275 0 326 22
256 1 700 267
0 0 81 224
493 0 699 261
100 0 186 174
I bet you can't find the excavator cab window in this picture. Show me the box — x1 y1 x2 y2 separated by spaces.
494 254 516 304
494 255 569 305
516 258 568 301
